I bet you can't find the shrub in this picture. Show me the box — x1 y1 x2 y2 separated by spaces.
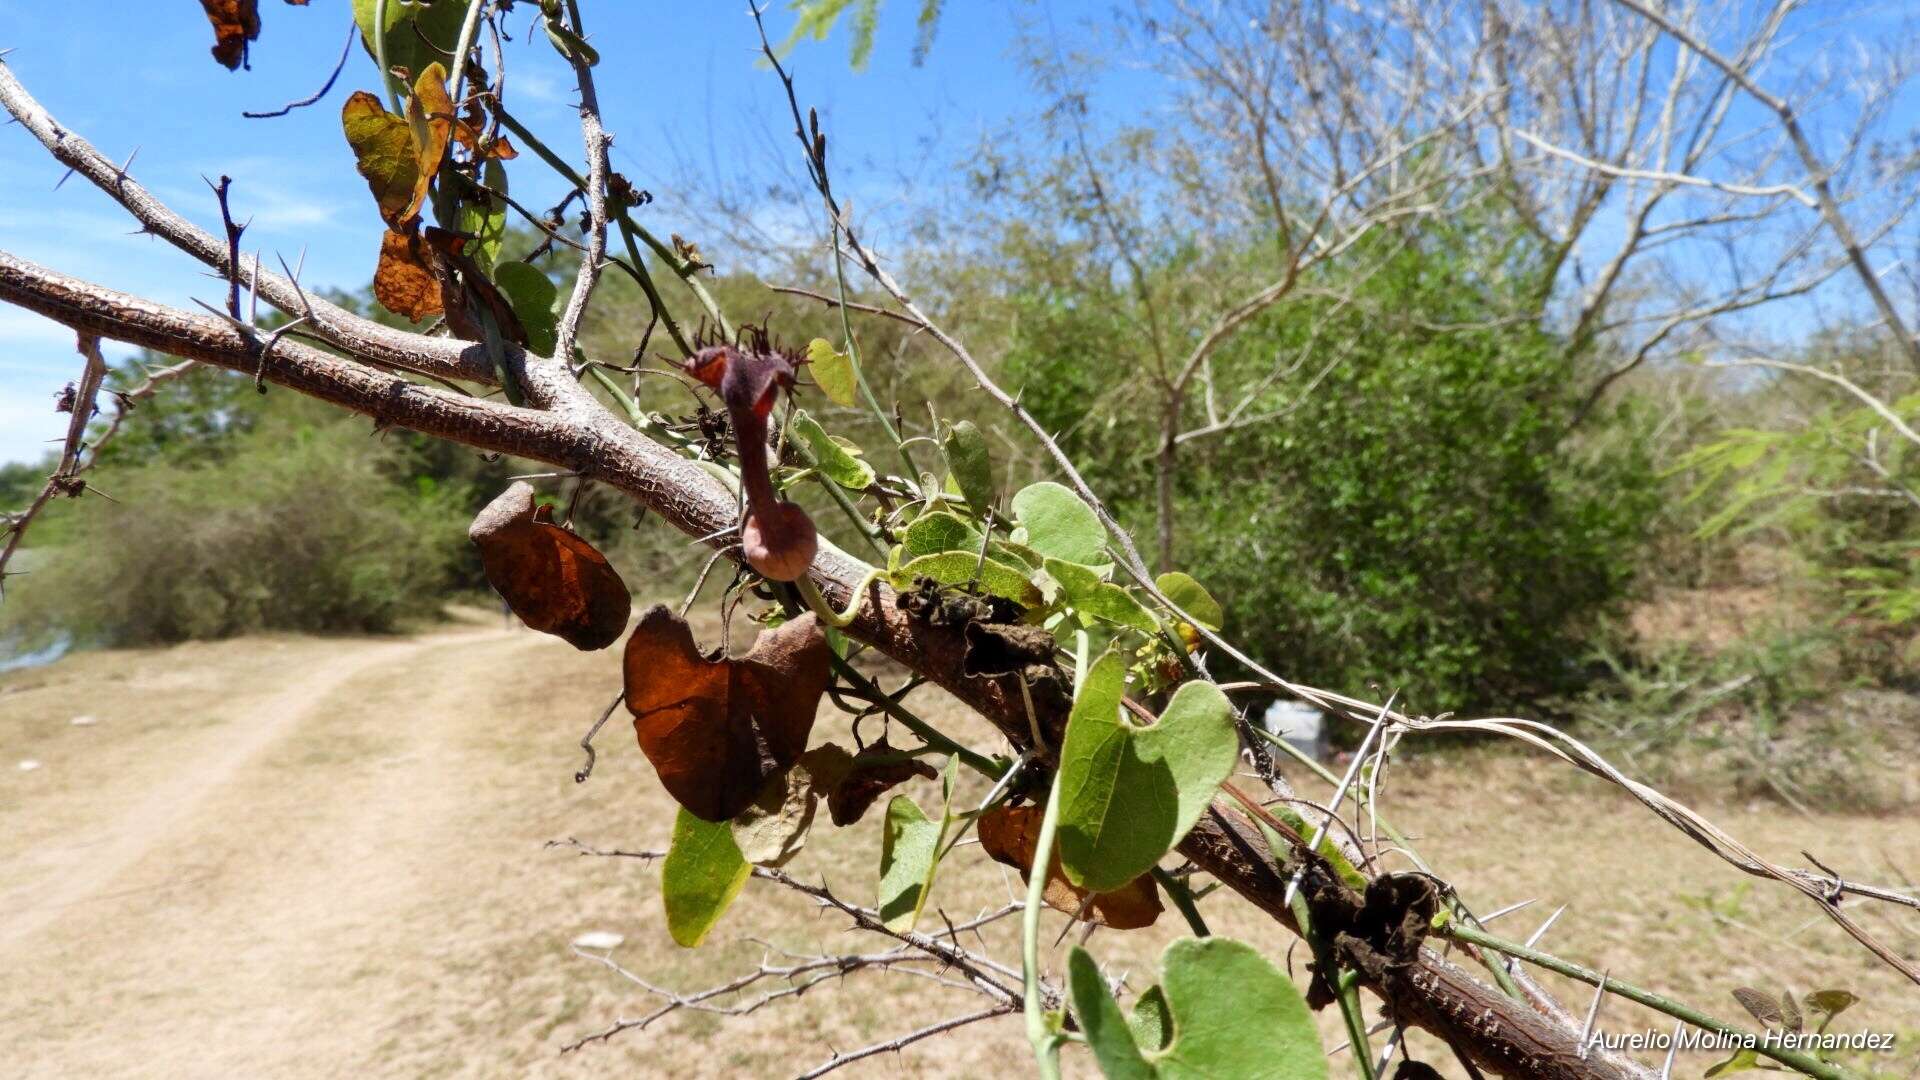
999 227 1660 713
3 413 468 644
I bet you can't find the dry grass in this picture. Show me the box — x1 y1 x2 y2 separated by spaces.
1 615 1914 1078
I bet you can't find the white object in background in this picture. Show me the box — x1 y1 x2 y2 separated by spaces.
70 715 98 727
1260 699 1329 762
571 930 625 950
18 759 42 772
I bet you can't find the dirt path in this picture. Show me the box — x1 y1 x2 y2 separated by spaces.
1 625 1913 1078
0 633 459 949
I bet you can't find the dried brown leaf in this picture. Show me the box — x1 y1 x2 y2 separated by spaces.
977 804 1163 929
469 482 631 651
825 741 938 827
373 227 444 321
201 0 260 70
625 607 832 822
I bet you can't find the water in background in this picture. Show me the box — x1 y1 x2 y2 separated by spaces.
0 630 71 674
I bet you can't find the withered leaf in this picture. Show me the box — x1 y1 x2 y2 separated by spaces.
978 804 1163 930
827 741 938 827
201 0 260 70
453 120 519 161
405 63 455 212
731 748 842 867
342 92 423 228
341 63 451 232
469 481 631 651
373 227 444 321
625 606 832 823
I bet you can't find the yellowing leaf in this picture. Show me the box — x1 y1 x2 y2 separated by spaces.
805 337 858 407
342 91 421 227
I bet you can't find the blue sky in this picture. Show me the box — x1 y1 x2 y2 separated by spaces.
0 1 1084 465
0 3 1912 466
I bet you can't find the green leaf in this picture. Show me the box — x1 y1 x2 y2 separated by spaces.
805 337 858 407
1704 1048 1763 1077
901 510 982 559
1154 571 1223 631
1129 985 1173 1052
1046 557 1158 633
456 157 508 272
1259 803 1369 892
791 411 876 490
662 807 751 947
492 261 558 357
1069 939 1325 1080
1011 481 1107 566
1805 989 1857 1032
890 550 1041 607
876 793 941 931
1069 949 1155 1080
542 14 600 65
942 419 996 513
352 0 467 87
1056 652 1238 892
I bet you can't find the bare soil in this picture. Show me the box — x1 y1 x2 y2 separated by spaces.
1 616 1914 1078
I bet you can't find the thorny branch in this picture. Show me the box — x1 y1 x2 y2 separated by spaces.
0 18 1910 1078
1 335 109 591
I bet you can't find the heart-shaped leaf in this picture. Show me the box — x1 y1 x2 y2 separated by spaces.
901 511 983 559
1045 558 1157 633
978 804 1162 929
890 550 1041 607
624 606 832 822
469 481 630 650
1154 571 1223 631
1057 652 1237 892
662 807 750 947
875 761 956 933
791 411 876 490
1069 938 1325 1079
352 0 467 87
804 337 858 407
1012 481 1106 566
942 419 996 514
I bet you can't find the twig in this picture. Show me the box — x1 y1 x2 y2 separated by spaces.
573 690 622 783
792 1005 1015 1079
0 334 108 592
243 22 355 118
